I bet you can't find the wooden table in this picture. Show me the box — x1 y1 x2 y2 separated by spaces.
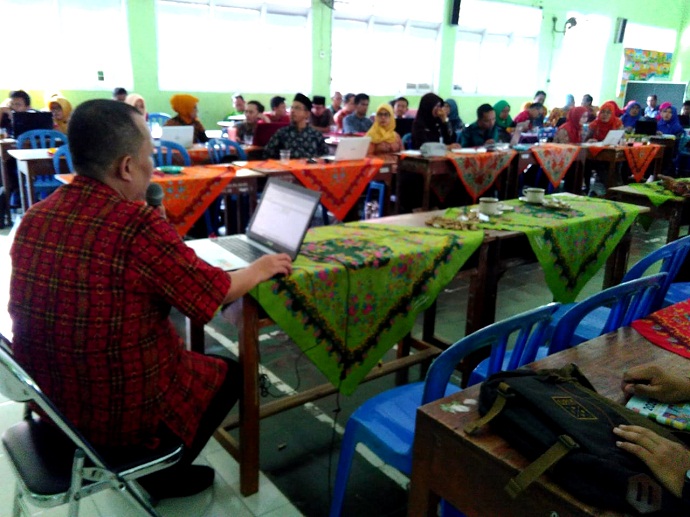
7 148 64 213
607 184 690 243
0 139 17 226
585 144 663 188
408 327 685 516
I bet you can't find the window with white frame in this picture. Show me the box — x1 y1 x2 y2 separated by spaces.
622 23 676 53
330 0 444 96
0 0 132 92
156 0 312 93
453 0 542 96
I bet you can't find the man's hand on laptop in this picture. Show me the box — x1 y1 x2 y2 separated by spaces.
224 254 293 303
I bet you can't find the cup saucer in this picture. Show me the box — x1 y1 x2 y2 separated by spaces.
470 207 503 216
519 196 544 204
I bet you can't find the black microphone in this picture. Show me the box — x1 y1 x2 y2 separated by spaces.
146 183 164 207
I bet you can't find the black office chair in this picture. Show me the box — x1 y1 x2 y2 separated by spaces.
0 340 184 516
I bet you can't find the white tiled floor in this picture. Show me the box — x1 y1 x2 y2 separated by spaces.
0 395 303 517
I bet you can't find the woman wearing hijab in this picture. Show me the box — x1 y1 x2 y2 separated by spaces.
125 93 147 119
553 106 589 144
586 100 623 142
411 93 457 149
656 103 685 137
493 100 512 143
165 94 208 143
48 95 72 134
443 98 464 134
366 104 402 155
620 101 642 133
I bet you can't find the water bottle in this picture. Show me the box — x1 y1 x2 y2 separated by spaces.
151 122 163 150
582 123 589 143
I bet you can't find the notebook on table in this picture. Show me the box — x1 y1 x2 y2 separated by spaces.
185 179 321 271
11 111 53 138
161 126 194 149
324 136 371 161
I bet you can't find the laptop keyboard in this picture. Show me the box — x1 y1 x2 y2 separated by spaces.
215 238 268 263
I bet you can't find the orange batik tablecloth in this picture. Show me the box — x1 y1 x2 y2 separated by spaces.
55 164 236 237
251 158 383 220
529 144 580 187
448 149 516 202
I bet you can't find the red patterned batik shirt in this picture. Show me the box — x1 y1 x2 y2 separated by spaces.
9 175 231 447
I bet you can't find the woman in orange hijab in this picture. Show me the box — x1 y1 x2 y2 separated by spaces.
48 95 72 134
366 104 402 155
165 93 208 143
587 100 623 142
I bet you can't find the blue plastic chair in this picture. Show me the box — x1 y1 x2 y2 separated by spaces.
16 129 66 150
51 145 74 174
206 137 247 163
401 133 413 150
152 140 191 167
363 181 385 218
547 235 690 345
204 138 248 235
16 130 68 199
548 273 667 355
329 303 560 517
148 112 171 128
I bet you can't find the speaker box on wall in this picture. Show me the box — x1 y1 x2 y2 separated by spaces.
450 0 461 25
615 17 627 44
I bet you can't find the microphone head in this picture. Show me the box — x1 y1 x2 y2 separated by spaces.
146 183 164 207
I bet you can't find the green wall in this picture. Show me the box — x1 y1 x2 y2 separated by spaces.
2 0 689 128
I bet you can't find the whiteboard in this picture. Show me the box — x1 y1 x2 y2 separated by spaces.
624 81 688 108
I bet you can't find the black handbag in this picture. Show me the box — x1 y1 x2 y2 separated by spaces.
465 364 690 515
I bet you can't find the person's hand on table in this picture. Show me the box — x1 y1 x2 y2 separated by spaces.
447 143 461 150
614 425 690 498
622 363 690 403
224 254 293 303
484 139 496 145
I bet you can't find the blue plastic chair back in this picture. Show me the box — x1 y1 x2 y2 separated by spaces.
148 112 171 128
152 140 192 167
424 303 560 401
206 138 247 163
52 145 74 174
401 132 413 150
622 234 690 311
16 129 66 150
549 273 667 355
329 303 560 517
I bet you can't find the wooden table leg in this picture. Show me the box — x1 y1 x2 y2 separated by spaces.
666 205 683 243
422 171 432 211
16 161 27 213
408 412 441 517
604 227 633 289
238 294 261 496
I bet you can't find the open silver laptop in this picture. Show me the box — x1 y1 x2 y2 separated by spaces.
161 126 194 149
185 179 321 271
324 136 371 161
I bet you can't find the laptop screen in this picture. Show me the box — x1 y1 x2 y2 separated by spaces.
635 119 658 136
12 111 54 138
246 179 321 256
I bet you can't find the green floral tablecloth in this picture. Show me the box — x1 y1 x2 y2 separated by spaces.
627 181 689 207
251 223 484 394
447 195 644 303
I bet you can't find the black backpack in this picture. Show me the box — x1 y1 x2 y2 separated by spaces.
465 364 690 515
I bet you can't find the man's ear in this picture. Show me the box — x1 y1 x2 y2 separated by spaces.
116 155 134 183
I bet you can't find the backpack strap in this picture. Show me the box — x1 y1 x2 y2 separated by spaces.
505 434 579 498
464 382 512 435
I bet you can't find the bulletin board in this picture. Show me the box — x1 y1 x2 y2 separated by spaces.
619 48 673 96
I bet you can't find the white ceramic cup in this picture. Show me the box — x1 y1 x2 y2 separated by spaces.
279 149 291 163
522 187 545 203
479 197 501 215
